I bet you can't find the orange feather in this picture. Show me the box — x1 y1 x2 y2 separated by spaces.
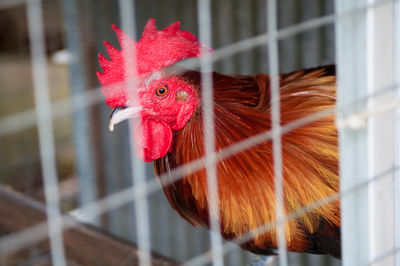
154 65 340 258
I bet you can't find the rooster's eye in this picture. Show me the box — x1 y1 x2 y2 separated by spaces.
156 85 169 97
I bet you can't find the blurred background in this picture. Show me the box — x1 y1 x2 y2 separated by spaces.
1 0 339 265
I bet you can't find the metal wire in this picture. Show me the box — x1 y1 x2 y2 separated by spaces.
393 1 400 265
365 1 399 264
366 1 377 261
118 1 152 265
267 0 288 265
26 0 66 265
62 0 100 225
197 1 224 265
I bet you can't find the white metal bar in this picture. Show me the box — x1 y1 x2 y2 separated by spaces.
366 1 396 265
366 2 377 263
118 1 151 265
267 0 288 265
26 0 66 266
197 0 224 266
62 0 99 226
393 1 400 265
335 0 371 264
337 0 398 265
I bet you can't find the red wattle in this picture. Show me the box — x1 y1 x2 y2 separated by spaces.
133 119 172 162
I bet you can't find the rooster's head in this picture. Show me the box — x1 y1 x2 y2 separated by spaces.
97 19 205 162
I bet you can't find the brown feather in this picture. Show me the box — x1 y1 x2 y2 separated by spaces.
154 65 340 258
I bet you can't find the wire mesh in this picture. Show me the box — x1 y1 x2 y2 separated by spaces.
0 0 399 265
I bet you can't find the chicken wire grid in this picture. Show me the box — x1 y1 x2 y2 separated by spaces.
0 0 399 266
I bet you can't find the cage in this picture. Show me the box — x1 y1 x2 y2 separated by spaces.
0 0 399 266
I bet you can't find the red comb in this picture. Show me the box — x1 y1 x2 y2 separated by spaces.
97 18 204 107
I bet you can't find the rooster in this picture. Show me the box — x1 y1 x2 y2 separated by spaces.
97 19 340 258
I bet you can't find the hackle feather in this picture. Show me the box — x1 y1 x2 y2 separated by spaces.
155 65 340 257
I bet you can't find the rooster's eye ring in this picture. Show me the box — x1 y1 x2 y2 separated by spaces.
156 85 169 97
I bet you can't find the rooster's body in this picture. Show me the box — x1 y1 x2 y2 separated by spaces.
98 19 341 259
155 67 340 257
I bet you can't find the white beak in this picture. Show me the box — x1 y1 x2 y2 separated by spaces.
108 106 143 131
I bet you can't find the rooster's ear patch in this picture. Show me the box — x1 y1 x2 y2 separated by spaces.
176 91 188 103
